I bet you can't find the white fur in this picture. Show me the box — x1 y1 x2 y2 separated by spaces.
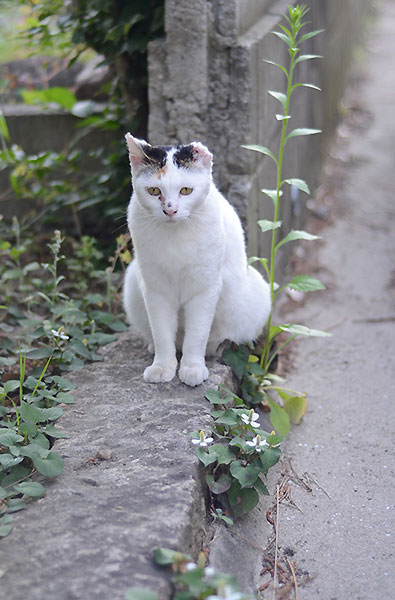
123 134 271 386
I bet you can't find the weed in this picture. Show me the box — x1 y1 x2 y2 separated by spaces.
0 223 129 536
224 5 330 429
125 547 253 600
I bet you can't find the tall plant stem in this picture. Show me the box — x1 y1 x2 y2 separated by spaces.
261 46 297 371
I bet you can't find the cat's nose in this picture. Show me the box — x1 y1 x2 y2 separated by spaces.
163 207 178 216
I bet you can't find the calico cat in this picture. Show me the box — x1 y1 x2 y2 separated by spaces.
123 134 271 387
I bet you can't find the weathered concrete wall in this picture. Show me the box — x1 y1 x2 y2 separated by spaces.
148 0 372 261
0 104 116 220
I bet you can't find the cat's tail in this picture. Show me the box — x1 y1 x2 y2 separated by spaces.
210 266 271 348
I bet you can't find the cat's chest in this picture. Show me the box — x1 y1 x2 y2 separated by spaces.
135 222 223 292
138 227 209 270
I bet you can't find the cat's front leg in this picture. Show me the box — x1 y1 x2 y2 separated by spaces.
179 290 219 386
143 291 178 383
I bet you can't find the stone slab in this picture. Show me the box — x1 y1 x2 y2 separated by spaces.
0 332 233 600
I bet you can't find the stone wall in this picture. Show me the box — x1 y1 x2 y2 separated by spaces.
147 0 372 260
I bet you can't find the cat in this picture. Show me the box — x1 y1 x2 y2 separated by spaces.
123 134 271 387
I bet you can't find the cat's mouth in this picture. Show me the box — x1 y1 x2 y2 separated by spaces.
163 214 182 223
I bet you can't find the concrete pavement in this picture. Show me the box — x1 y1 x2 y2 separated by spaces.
210 1 395 597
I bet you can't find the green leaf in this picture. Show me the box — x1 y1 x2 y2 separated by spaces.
284 178 310 194
54 392 75 404
262 59 289 78
125 588 159 600
222 346 249 381
253 475 269 495
206 472 232 494
45 376 75 391
20 443 49 460
196 447 217 467
3 379 20 395
286 128 321 142
261 188 282 206
0 454 23 469
228 480 259 518
26 347 53 359
294 53 322 65
41 406 64 421
287 275 325 292
32 451 64 478
298 29 325 44
272 30 293 47
205 388 231 405
279 324 331 337
214 408 240 427
42 425 68 439
13 481 46 498
267 398 290 436
0 431 24 447
293 83 321 92
210 444 236 465
257 219 282 233
247 256 270 279
282 394 307 425
0 465 30 488
242 144 277 163
0 521 13 538
154 547 191 566
21 87 76 111
276 229 321 250
6 498 27 513
19 401 46 426
259 447 281 475
230 461 260 489
0 110 10 141
268 90 287 109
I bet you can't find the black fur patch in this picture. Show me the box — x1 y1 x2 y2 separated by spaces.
173 144 195 168
141 144 172 169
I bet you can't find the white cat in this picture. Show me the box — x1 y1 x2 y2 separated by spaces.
123 134 271 387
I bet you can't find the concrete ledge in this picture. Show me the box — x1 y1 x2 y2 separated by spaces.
0 332 234 600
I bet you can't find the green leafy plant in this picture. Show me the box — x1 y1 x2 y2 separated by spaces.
125 547 253 600
192 387 282 520
224 5 330 426
0 221 129 536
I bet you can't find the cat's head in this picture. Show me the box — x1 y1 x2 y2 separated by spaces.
125 133 213 222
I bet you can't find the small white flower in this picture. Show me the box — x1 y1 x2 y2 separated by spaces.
241 408 260 428
245 434 268 453
191 430 214 447
51 328 69 340
207 586 244 600
204 566 216 578
186 561 198 571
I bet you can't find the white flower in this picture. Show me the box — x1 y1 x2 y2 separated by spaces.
186 562 197 571
245 434 268 453
191 430 214 447
207 586 244 600
51 328 69 340
241 409 260 428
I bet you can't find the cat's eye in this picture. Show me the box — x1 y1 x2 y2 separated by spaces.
147 187 161 196
180 187 193 196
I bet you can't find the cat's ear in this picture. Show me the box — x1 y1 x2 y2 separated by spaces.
191 142 213 170
125 133 150 172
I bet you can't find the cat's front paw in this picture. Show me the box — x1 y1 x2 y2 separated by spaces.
179 363 209 387
144 360 177 383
